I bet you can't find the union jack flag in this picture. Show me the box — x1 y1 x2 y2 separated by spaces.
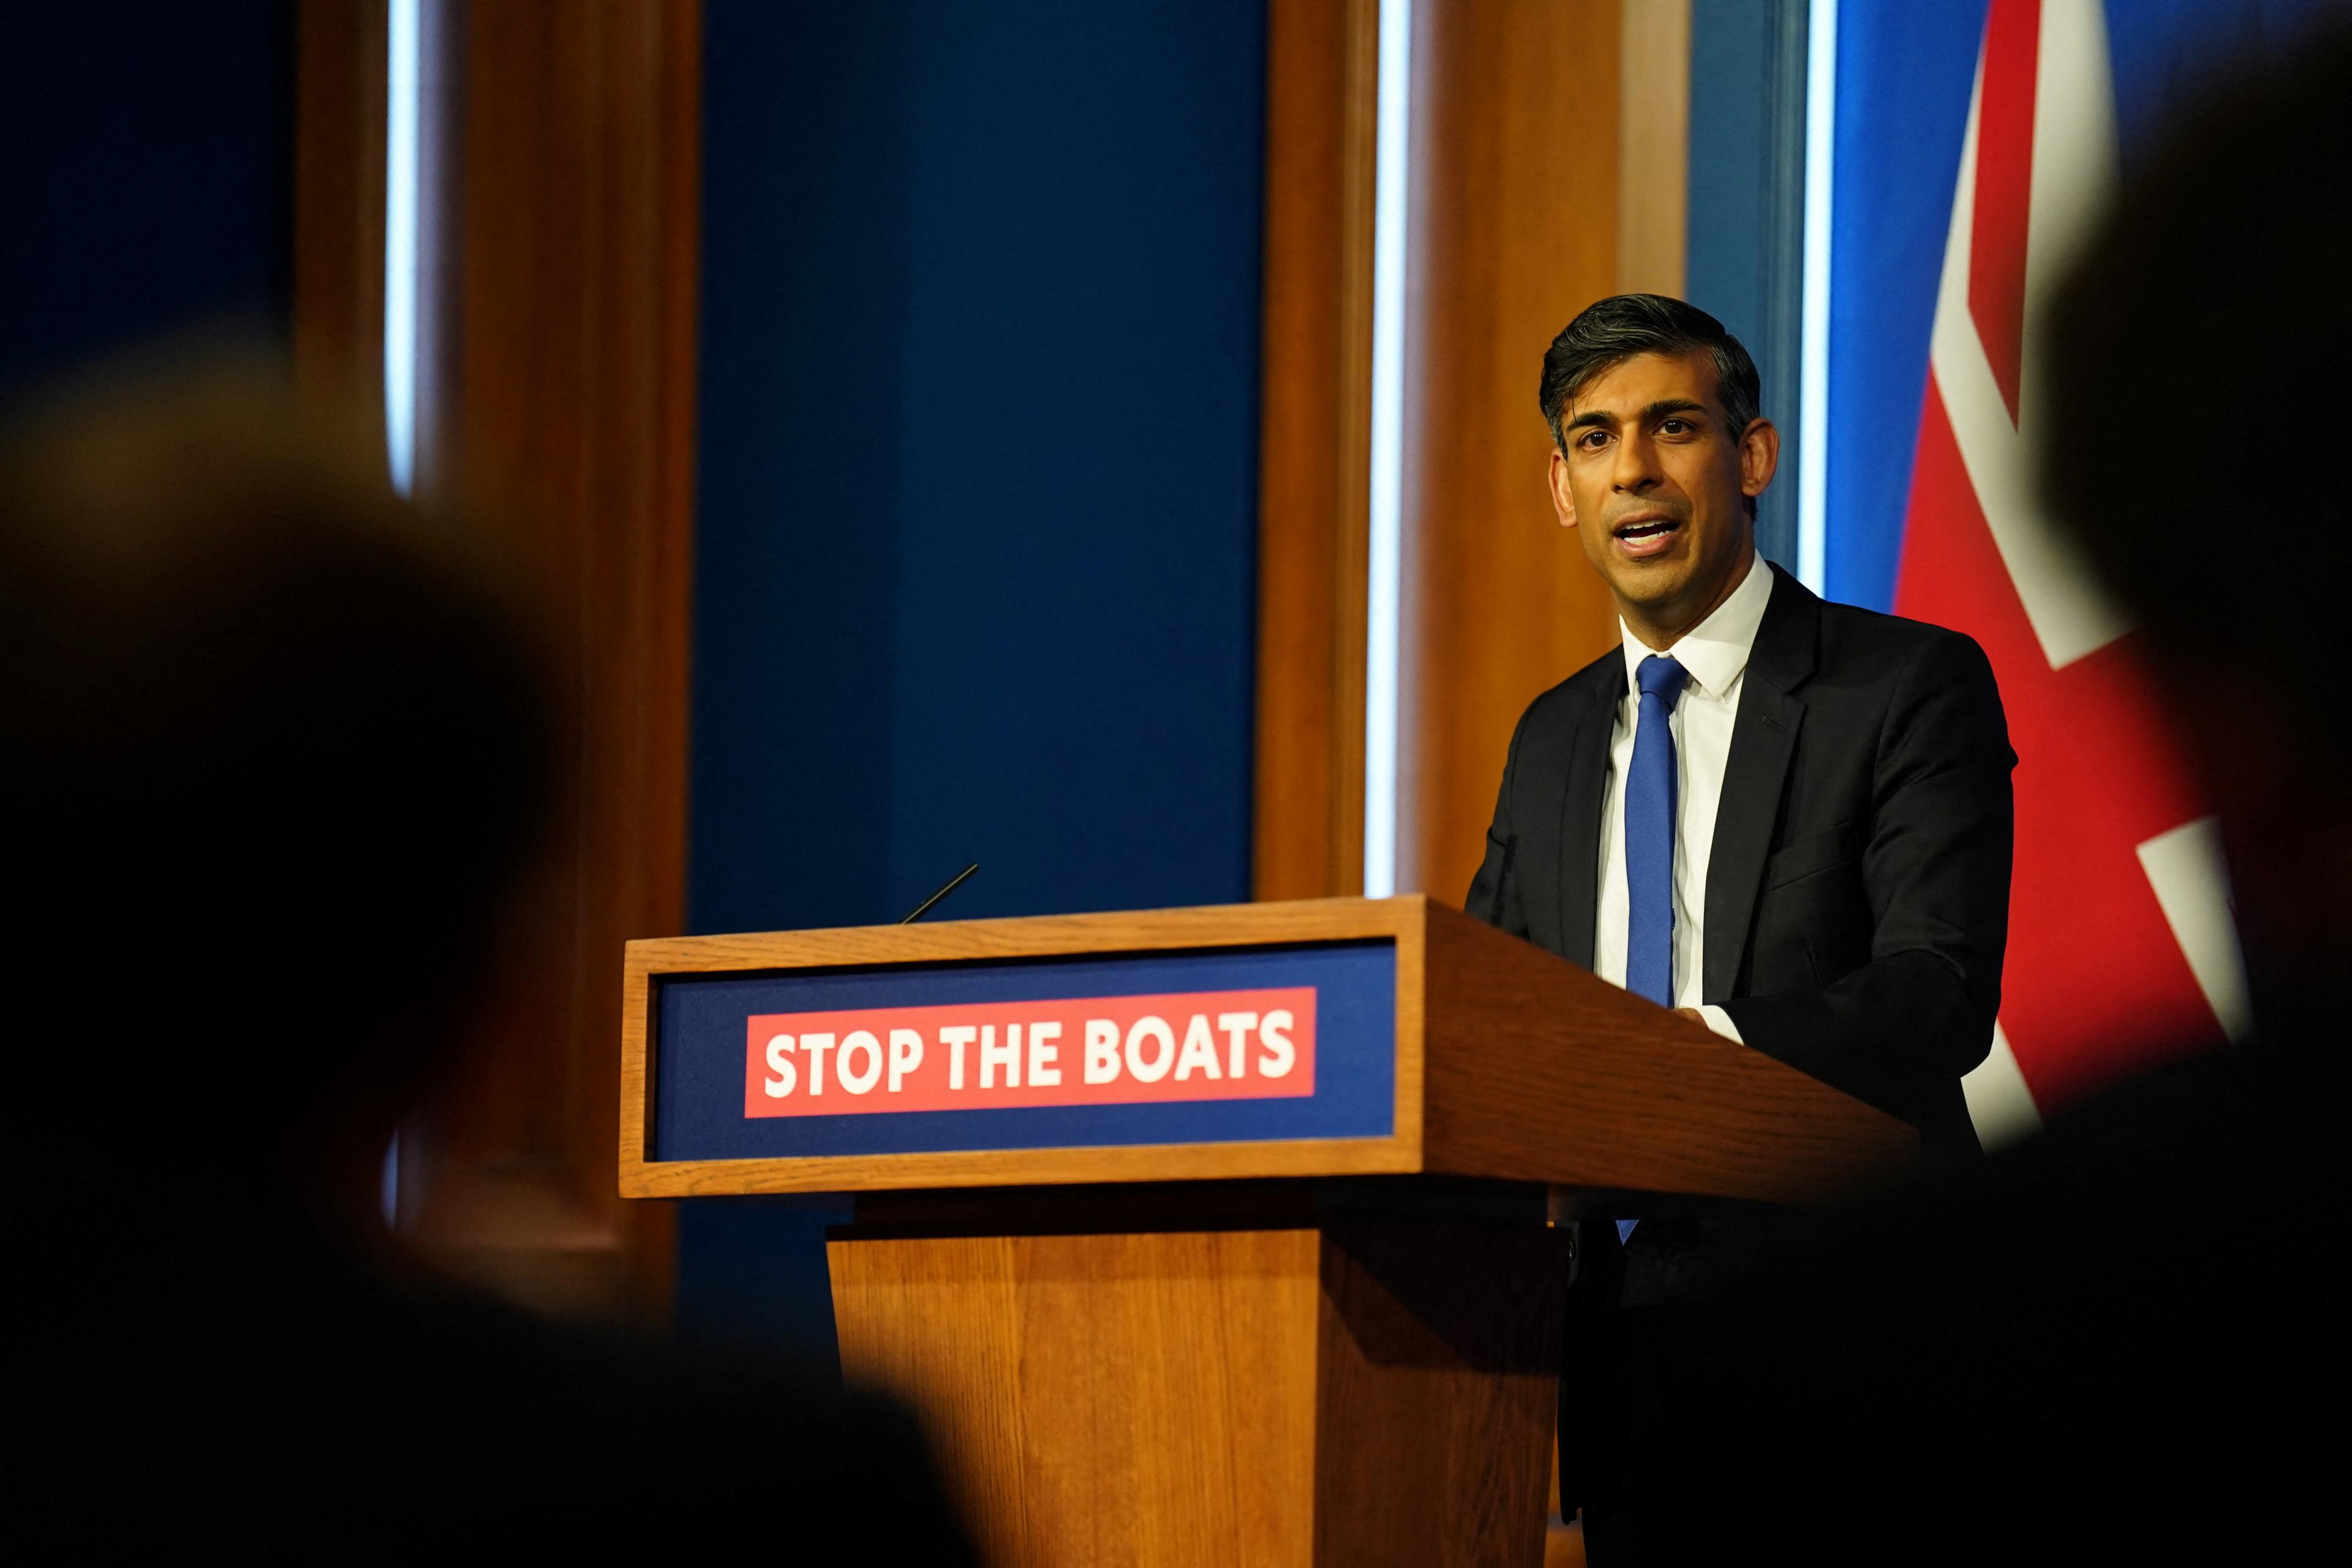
1825 0 2302 1142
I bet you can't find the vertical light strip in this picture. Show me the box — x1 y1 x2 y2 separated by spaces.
1362 0 1413 899
1796 0 1838 594
383 0 422 499
381 0 424 1227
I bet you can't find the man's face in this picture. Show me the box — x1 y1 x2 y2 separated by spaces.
1548 349 1776 640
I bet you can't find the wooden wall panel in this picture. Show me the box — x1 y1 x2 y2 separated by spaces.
1254 0 1379 901
1255 0 1689 907
292 0 386 442
1617 0 1690 298
1395 0 1630 902
394 0 700 1322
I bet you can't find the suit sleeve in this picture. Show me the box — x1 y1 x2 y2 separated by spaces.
1464 707 1532 937
1721 630 2015 1108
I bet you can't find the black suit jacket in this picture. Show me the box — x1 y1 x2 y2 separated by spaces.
1464 564 2014 1154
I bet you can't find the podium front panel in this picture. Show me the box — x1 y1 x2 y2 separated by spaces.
650 940 1396 1163
620 897 1918 1199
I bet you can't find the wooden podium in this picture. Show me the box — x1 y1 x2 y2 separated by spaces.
620 896 1912 1566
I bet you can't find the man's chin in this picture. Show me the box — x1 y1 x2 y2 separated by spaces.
1603 559 1691 606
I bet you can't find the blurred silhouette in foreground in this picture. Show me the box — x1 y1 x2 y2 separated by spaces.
0 363 974 1562
1633 29 2352 1562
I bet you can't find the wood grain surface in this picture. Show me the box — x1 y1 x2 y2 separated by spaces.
393 0 699 1321
1418 902 1918 1201
831 1215 1568 1567
627 1139 1420 1202
1313 1219 1569 1567
294 0 698 1322
292 0 388 441
1615 0 1691 298
1254 0 1378 903
628 894 1419 975
1395 0 1631 910
832 1227 1324 1567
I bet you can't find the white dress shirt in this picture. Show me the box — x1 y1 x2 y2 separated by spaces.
1593 551 1775 1042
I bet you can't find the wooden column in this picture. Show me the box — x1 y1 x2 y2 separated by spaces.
291 0 386 442
831 1203 1567 1567
1617 0 1691 300
410 0 701 1321
1395 0 1631 904
1253 0 1691 907
1254 0 1380 902
293 0 702 1322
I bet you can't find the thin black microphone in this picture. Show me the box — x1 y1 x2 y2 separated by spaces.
899 862 980 924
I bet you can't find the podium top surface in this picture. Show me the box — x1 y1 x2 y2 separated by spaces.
619 897 1915 1204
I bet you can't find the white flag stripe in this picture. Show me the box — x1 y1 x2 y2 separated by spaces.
2137 817 2253 1044
2021 0 2118 431
1963 1022 2044 1149
1928 45 2133 674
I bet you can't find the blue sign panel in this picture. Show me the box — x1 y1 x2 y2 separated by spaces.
650 940 1398 1161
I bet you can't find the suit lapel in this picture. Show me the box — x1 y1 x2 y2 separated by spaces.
1555 674 1618 971
1703 565 1819 1001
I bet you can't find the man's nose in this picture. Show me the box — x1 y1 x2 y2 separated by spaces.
1612 431 1662 492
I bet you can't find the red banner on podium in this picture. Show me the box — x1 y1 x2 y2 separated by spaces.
742 987 1317 1118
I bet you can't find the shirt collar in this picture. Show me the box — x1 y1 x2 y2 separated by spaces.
1617 551 1776 701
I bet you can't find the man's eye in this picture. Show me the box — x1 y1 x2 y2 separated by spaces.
1578 431 1609 450
1660 419 1690 435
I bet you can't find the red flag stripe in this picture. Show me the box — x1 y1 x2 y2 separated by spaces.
1969 0 2041 424
1899 378 2223 1107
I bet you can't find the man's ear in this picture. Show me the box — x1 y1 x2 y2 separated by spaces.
1548 447 1580 530
1740 418 1781 501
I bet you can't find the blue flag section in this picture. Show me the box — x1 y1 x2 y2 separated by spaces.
1822 0 2329 616
1822 1 1988 614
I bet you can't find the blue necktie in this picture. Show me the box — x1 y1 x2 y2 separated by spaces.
1626 654 1687 1006
1620 654 1687 1245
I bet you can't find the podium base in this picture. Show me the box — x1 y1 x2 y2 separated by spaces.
829 1183 1568 1567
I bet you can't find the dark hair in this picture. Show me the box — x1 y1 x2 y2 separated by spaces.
1538 294 1763 453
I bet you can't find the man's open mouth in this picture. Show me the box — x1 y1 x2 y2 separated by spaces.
1611 514 1681 559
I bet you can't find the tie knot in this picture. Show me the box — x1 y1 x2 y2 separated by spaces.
1636 654 1688 704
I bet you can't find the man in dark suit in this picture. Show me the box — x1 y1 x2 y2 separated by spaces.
1463 295 2015 1557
